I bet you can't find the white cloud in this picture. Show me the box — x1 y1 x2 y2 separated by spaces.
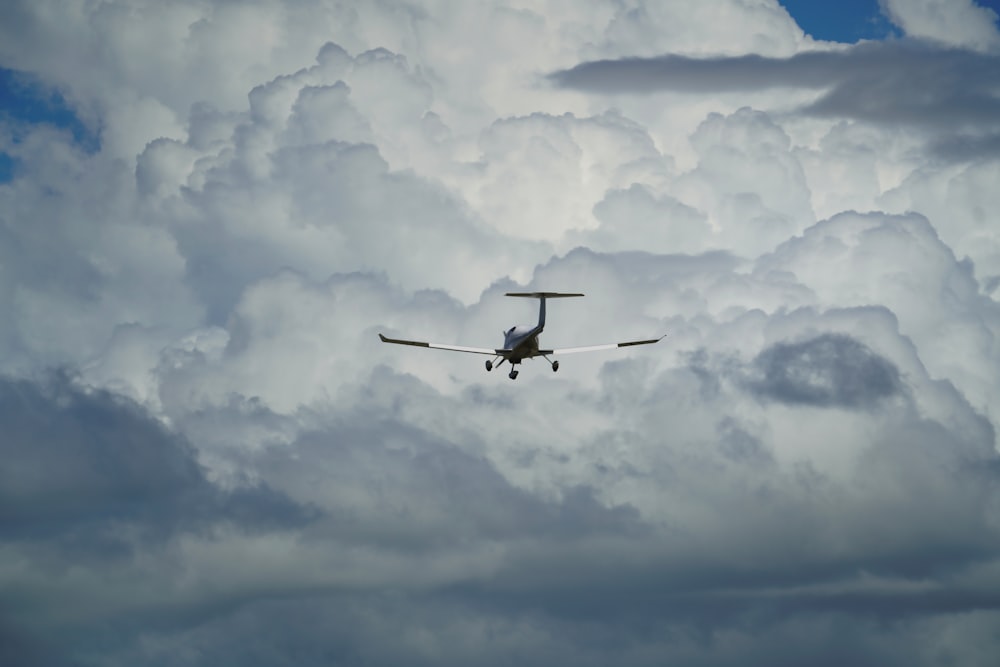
676 107 816 255
881 158 1000 295
756 211 1000 418
472 110 670 244
3 1 1000 665
882 0 1000 51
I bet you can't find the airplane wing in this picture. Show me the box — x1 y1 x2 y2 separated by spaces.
379 333 502 356
539 334 667 355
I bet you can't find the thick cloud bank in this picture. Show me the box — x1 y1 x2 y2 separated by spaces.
2 1 1000 665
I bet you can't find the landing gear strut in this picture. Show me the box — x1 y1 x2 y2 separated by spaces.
541 354 558 372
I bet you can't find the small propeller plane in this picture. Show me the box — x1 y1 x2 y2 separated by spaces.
379 292 665 379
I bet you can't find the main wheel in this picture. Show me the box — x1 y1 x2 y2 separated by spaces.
485 360 493 371
552 361 559 372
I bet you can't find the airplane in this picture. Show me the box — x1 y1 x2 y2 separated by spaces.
379 292 665 379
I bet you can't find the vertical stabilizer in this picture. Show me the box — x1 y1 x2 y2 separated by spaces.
504 292 584 332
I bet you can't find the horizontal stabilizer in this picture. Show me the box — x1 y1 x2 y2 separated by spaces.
505 292 584 298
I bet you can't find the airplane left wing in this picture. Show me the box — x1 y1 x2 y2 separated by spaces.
540 334 667 355
379 333 502 355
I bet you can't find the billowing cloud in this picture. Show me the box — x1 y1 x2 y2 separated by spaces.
2 0 1000 665
881 0 1000 52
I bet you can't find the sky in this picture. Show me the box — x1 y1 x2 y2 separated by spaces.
780 0 901 41
2 1 1000 665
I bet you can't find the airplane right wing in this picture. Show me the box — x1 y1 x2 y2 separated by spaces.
542 334 667 355
379 333 502 355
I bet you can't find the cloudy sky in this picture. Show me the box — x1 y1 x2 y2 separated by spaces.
2 0 1000 664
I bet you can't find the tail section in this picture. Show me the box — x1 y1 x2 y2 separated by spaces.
505 292 584 330
504 292 585 298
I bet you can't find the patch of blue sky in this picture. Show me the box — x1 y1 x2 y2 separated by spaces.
0 67 100 183
981 0 1000 17
779 0 900 43
780 0 1000 44
0 150 13 182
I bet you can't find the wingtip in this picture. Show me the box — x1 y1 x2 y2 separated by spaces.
378 333 388 342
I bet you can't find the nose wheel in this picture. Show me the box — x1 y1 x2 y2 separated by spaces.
508 369 519 380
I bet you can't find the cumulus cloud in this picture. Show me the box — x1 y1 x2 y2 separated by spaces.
755 211 1000 420
881 0 1000 52
2 0 1000 665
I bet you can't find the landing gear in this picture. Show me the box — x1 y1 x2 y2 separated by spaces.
541 354 558 373
485 360 493 371
508 369 519 380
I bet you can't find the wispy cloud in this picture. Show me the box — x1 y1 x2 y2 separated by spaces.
551 40 1000 130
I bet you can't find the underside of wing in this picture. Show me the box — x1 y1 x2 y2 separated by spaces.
539 334 667 356
379 333 502 355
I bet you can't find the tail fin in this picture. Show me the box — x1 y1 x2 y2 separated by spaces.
504 292 584 330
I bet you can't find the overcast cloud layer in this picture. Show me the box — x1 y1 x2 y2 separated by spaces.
2 1 1000 665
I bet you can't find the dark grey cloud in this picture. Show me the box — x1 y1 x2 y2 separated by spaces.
928 131 1000 161
0 372 320 665
553 50 846 93
249 366 647 548
5 357 1000 667
746 333 903 408
715 416 773 466
79 591 1000 667
0 372 316 550
551 40 1000 133
352 353 999 614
